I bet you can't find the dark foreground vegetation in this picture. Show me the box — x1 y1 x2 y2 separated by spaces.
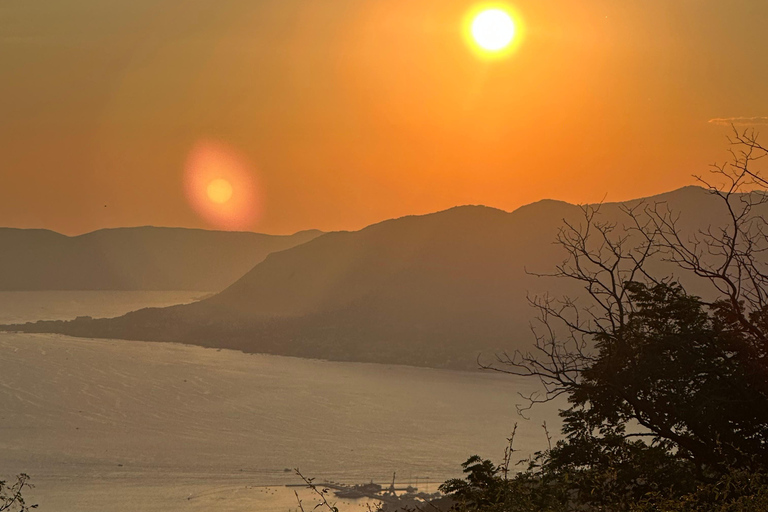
435 132 768 511
0 474 35 511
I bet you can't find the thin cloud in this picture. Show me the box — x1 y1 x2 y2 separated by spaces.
708 116 768 126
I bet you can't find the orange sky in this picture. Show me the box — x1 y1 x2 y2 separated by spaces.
1 0 767 234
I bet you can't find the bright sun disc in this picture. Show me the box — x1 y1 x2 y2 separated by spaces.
207 178 233 204
471 9 516 51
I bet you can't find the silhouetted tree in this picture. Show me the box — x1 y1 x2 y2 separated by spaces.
0 474 36 512
443 131 768 510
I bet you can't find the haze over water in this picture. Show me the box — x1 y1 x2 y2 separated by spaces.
0 291 562 512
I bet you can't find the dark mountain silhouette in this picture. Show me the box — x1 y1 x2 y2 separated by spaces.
0 227 322 291
5 186 758 368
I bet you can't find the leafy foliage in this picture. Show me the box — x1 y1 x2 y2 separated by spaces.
559 282 768 478
442 282 768 510
0 474 36 512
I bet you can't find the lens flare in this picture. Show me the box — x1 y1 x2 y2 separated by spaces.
207 178 233 204
184 141 261 230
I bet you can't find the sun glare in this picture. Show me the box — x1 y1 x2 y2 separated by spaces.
472 9 516 51
464 5 522 58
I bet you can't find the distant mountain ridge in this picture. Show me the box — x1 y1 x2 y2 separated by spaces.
0 226 322 291
6 186 762 369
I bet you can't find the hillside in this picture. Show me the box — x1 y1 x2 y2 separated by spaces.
5 186 757 368
0 227 322 291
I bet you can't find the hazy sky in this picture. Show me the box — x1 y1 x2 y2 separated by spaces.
1 0 767 234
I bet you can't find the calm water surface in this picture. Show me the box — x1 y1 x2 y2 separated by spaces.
0 291 562 512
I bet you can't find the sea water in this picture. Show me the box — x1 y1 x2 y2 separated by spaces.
0 291 562 512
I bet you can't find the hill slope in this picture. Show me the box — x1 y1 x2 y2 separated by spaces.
0 227 322 291
6 186 757 368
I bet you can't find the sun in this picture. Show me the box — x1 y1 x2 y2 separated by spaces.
471 8 516 51
207 178 233 204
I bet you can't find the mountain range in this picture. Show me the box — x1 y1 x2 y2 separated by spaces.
4 186 758 369
0 227 322 291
